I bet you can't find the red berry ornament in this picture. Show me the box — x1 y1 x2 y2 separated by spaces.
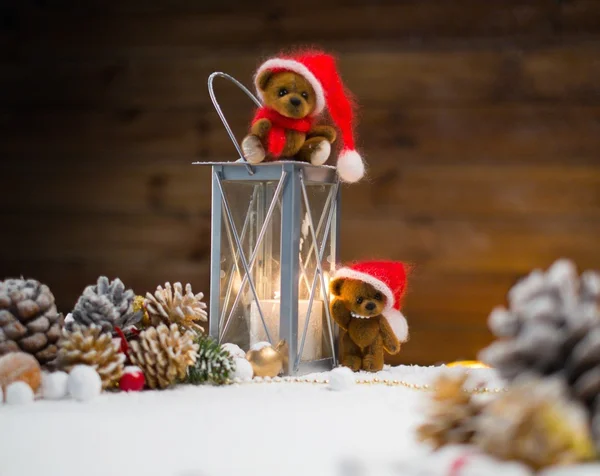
119 366 145 392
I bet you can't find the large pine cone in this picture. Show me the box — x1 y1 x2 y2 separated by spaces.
128 323 198 389
475 376 595 470
417 373 483 448
479 259 600 409
144 282 207 334
0 278 64 365
70 276 142 334
56 324 125 389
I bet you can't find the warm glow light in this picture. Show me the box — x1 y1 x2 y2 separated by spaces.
447 360 490 369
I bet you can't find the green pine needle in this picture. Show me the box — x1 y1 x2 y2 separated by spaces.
186 335 236 386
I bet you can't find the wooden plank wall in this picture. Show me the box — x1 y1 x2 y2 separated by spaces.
1 0 599 365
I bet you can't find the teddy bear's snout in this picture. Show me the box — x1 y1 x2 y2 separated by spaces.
365 302 376 312
289 96 302 107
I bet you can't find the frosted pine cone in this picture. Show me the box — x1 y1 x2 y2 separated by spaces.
56 324 125 389
144 282 207 334
70 277 143 334
475 376 596 470
128 323 198 389
0 278 64 365
417 373 483 448
479 259 600 409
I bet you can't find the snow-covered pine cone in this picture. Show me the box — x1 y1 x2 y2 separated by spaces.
56 324 125 389
479 259 600 410
128 323 198 389
0 278 64 366
144 282 207 334
474 376 595 470
70 277 143 334
417 373 483 448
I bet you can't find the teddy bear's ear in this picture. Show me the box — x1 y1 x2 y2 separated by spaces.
256 69 274 92
330 277 345 297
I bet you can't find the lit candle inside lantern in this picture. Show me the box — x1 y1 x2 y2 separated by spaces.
249 296 324 362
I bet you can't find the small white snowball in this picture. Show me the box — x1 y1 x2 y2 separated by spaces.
328 366 356 391
68 365 102 402
249 341 272 352
221 343 246 359
5 381 35 405
233 357 253 381
41 371 69 400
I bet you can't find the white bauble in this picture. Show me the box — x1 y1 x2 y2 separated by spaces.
6 381 35 405
41 371 69 400
221 343 246 359
328 367 356 391
68 365 102 402
233 357 253 381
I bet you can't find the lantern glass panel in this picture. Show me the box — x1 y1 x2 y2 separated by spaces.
216 177 336 366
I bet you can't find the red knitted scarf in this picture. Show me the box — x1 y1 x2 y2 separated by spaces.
251 107 313 158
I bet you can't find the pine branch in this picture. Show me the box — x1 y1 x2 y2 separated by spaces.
186 335 235 386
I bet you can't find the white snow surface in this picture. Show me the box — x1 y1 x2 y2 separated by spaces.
0 364 597 476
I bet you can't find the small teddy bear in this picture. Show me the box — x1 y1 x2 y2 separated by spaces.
241 50 366 183
330 261 409 372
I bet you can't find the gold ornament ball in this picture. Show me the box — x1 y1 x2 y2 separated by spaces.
246 340 287 378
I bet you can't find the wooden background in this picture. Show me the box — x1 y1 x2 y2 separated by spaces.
1 0 599 365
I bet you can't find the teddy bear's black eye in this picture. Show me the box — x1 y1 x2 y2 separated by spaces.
278 88 288 97
356 297 364 305
374 292 382 301
301 92 308 99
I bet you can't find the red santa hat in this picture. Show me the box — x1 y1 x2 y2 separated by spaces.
254 50 365 183
332 261 409 342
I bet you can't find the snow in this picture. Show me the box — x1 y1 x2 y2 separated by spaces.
0 364 596 476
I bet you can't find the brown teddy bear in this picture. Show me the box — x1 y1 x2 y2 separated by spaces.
240 50 367 183
241 70 337 167
330 261 409 372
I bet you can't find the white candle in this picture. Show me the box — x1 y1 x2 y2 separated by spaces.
249 299 323 361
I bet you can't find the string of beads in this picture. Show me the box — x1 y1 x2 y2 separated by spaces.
230 376 506 394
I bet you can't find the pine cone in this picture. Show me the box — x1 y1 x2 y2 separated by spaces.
144 282 207 334
0 278 64 366
128 323 198 389
187 335 235 385
475 376 596 470
70 277 143 334
416 373 483 448
56 324 125 389
479 259 600 410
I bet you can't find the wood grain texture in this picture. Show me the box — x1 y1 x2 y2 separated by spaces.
1 0 600 366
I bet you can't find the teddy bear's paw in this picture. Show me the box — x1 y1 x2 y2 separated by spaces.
241 135 266 164
362 355 383 372
341 356 362 372
310 140 331 166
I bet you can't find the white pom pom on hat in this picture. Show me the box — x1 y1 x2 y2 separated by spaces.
254 50 365 183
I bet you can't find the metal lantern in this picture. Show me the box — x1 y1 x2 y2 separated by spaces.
195 73 341 375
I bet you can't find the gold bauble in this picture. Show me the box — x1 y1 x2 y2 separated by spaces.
246 340 288 377
133 295 150 328
447 360 490 369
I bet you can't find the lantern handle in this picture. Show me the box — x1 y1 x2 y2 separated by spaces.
208 72 262 175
